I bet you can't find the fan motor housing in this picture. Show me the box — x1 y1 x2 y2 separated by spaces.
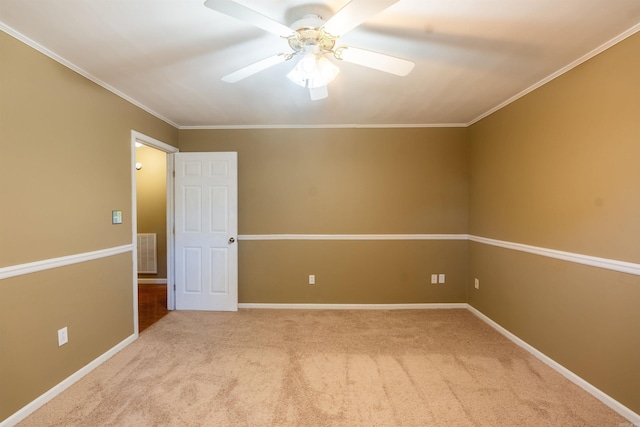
288 28 336 53
287 14 336 54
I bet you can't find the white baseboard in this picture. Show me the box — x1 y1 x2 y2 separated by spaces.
467 305 640 426
238 303 467 310
137 278 167 285
1 334 137 427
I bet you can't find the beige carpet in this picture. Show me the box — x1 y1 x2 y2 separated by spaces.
19 309 627 426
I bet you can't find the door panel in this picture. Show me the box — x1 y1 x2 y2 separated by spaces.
175 152 238 311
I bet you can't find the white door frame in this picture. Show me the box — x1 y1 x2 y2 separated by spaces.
130 130 179 335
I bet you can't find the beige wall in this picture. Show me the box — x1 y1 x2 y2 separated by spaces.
180 128 469 234
0 254 134 417
0 31 178 421
468 32 640 413
180 128 469 304
135 145 167 279
239 240 467 304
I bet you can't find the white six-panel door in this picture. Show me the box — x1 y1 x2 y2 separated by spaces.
174 152 238 311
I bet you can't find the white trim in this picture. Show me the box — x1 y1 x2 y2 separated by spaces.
0 245 133 280
238 234 469 241
0 334 137 427
467 305 640 425
4 20 639 131
131 130 179 327
4 19 638 131
137 278 168 285
0 25 178 129
179 123 468 130
237 234 638 276
166 153 176 310
131 135 140 335
132 131 179 154
467 22 640 126
469 235 640 276
238 234 640 276
238 303 467 310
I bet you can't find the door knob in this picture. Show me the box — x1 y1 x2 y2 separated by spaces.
229 237 235 243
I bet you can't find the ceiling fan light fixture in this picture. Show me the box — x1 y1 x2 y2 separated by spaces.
287 53 339 90
309 85 329 101
299 52 318 75
317 56 340 82
286 64 307 88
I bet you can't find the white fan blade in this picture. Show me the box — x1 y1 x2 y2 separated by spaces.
204 0 295 38
309 86 328 101
335 46 414 76
323 0 400 37
222 54 289 83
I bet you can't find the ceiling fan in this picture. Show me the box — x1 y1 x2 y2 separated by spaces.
204 0 415 100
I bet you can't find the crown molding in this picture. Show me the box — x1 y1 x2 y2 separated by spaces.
0 24 179 129
178 123 469 130
467 22 640 126
4 20 639 131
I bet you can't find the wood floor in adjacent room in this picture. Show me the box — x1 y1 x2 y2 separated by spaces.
19 309 629 426
137 284 169 333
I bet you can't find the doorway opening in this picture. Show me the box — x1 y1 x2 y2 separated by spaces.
131 131 178 334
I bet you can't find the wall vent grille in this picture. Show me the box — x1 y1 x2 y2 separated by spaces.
137 233 157 274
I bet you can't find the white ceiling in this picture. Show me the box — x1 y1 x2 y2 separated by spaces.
1 0 639 128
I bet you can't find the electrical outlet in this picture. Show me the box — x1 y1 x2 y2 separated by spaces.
474 278 480 289
431 274 438 284
438 274 445 284
58 327 68 346
309 274 315 285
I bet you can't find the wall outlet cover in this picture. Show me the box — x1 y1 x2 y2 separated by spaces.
58 327 68 346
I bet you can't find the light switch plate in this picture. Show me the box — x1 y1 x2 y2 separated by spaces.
438 274 445 284
112 210 123 224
